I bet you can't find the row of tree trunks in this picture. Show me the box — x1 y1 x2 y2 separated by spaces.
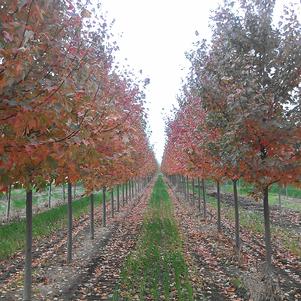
23 176 153 300
167 174 273 274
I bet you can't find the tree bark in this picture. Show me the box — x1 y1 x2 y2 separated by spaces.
67 182 72 264
24 190 33 301
111 188 114 218
122 183 125 206
117 185 120 212
186 176 189 201
278 184 282 213
197 177 201 212
233 179 240 253
217 181 221 232
263 186 272 271
6 184 11 221
102 187 106 227
63 183 66 202
90 194 94 240
192 178 195 204
48 182 52 208
202 179 207 219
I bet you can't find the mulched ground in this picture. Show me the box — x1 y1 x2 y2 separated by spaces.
166 180 301 301
0 181 154 301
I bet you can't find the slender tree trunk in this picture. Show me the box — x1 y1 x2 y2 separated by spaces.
278 184 282 212
6 184 11 221
117 185 120 212
90 194 94 240
263 186 272 271
67 182 72 264
48 182 52 208
102 187 106 227
63 183 66 202
197 177 201 212
186 176 189 201
111 188 114 218
126 182 128 203
122 183 125 206
24 190 33 301
192 178 195 204
233 179 240 253
202 179 207 219
217 181 221 232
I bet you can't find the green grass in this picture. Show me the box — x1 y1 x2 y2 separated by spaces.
205 194 301 257
0 184 86 215
0 190 103 260
222 181 301 212
113 176 193 301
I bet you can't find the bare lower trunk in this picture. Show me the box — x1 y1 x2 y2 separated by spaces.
192 178 195 203
67 182 72 263
24 190 33 301
111 189 114 218
233 179 240 253
186 176 189 201
202 179 206 219
263 186 272 272
48 182 52 208
197 177 201 212
122 184 125 206
90 194 94 240
217 181 221 232
117 185 120 212
6 185 11 221
102 187 107 227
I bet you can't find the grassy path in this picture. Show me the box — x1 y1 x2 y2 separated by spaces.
113 176 194 301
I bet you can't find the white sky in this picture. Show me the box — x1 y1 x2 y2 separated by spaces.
100 0 300 163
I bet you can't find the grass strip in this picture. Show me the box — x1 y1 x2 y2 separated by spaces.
113 176 193 301
0 191 103 260
205 195 301 257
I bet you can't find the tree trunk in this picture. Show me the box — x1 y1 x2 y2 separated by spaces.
192 178 195 204
63 183 66 202
202 179 207 219
217 181 221 232
48 182 52 208
67 182 72 264
6 184 11 221
263 186 272 272
186 176 189 201
197 177 201 212
278 184 282 213
90 194 94 240
102 187 107 227
122 183 125 206
233 180 240 253
117 185 120 212
111 188 114 218
126 182 128 203
24 190 33 301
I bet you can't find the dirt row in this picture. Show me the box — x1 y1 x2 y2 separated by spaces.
0 180 155 300
166 180 301 301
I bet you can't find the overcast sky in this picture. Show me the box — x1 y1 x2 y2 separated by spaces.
100 0 300 163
